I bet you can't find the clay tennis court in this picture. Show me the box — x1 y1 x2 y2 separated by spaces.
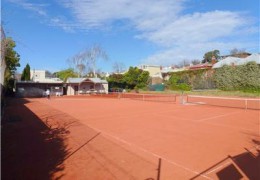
2 94 260 179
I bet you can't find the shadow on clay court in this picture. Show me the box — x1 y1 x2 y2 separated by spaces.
190 139 260 180
1 98 69 180
1 98 160 180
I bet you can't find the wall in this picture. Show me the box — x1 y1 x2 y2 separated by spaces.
67 82 108 95
30 70 46 82
1 27 6 98
67 85 75 95
139 65 161 76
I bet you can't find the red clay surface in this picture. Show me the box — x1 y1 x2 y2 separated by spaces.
2 95 260 180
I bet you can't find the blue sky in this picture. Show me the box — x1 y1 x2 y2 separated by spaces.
2 0 259 73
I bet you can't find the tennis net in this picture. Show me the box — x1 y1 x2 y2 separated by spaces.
120 93 177 103
186 95 260 110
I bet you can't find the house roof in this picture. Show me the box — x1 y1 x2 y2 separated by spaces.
189 62 212 70
87 78 108 84
213 53 260 68
161 67 188 73
67 78 85 83
66 77 108 84
236 53 260 65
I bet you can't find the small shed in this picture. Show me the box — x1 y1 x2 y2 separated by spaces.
16 81 64 97
66 77 108 95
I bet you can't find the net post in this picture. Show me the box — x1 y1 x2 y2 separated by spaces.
245 99 248 110
180 91 184 104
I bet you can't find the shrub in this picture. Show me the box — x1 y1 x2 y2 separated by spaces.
214 62 260 92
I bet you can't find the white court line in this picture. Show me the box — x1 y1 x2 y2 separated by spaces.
188 95 260 101
196 111 241 122
205 160 232 175
195 111 257 132
203 121 256 132
85 124 212 180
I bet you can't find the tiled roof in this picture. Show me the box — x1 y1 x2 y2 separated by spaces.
189 63 212 70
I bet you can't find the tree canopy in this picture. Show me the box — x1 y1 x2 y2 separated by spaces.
107 66 150 90
54 68 77 82
202 50 220 63
4 38 20 74
69 44 108 77
21 63 30 81
3 37 20 95
230 48 246 55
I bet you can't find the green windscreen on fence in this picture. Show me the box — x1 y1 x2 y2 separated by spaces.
149 84 165 91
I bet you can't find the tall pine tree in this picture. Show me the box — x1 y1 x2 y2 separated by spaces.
21 63 31 81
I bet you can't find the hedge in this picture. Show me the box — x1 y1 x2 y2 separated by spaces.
167 62 259 92
214 62 260 92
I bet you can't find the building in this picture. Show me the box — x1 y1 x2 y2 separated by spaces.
138 65 162 76
30 69 63 83
1 26 6 98
66 77 108 95
188 62 213 71
16 70 63 97
213 53 260 69
16 81 64 97
220 52 251 59
161 67 188 80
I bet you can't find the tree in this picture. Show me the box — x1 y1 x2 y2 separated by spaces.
107 73 126 91
55 68 77 82
69 51 86 77
45 70 54 78
178 59 190 67
123 67 149 89
84 44 108 77
113 61 125 73
191 59 201 65
69 44 108 77
21 63 30 81
3 37 20 95
202 50 220 63
136 71 149 89
230 48 246 55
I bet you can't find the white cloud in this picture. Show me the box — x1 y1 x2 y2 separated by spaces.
63 0 184 29
142 41 256 65
7 0 48 16
140 11 244 46
60 0 257 64
8 0 258 65
7 0 77 32
50 17 75 33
